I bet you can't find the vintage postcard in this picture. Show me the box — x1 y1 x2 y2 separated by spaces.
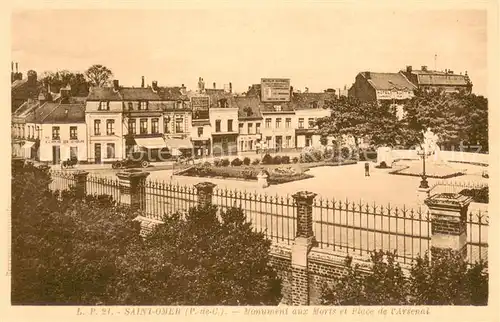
2 0 499 321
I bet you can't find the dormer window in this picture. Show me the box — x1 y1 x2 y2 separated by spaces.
177 101 183 109
99 101 109 111
139 101 148 110
128 102 133 110
310 101 318 109
274 105 282 112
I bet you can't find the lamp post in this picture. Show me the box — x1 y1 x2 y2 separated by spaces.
417 144 429 189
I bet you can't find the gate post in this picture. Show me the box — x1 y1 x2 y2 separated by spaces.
116 169 150 211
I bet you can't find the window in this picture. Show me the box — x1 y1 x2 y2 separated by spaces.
164 117 170 133
140 119 148 134
99 101 109 111
266 136 272 146
228 120 233 132
177 101 183 109
139 101 148 110
310 101 318 109
274 105 282 112
215 120 221 132
175 116 184 133
286 136 291 148
276 118 282 128
256 123 261 134
265 118 271 128
106 143 115 158
308 118 315 128
70 147 78 160
128 119 136 134
239 123 244 134
127 102 133 110
52 126 60 140
197 127 203 137
298 118 304 129
285 118 291 128
106 119 115 135
248 123 253 134
94 120 101 135
70 126 78 140
248 140 253 150
151 118 159 134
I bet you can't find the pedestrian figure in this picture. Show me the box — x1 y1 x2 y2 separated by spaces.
364 162 370 177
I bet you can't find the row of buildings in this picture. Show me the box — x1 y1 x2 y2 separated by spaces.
11 63 473 164
12 75 334 164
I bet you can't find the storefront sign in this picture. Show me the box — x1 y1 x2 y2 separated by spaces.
261 78 291 102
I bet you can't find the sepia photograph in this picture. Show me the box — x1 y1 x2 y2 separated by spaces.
6 1 497 316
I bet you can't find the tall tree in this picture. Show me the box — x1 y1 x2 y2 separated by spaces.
40 70 89 96
85 64 113 87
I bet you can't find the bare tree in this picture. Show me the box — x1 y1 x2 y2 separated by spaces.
85 64 113 87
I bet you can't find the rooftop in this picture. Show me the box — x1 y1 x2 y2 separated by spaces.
361 72 417 91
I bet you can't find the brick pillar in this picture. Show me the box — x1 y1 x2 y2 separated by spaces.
291 191 317 305
194 182 216 207
425 193 472 260
116 170 150 211
72 170 89 198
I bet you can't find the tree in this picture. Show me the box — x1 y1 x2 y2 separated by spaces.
85 64 113 87
403 90 488 151
11 164 281 305
320 250 488 305
40 70 89 96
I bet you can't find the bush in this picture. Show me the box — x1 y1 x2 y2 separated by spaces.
243 157 251 166
231 158 243 166
320 250 488 305
213 158 222 167
299 146 323 163
261 154 274 165
272 155 282 165
459 186 489 203
281 156 290 164
252 159 261 165
203 161 212 167
292 157 299 164
221 159 230 167
378 161 388 168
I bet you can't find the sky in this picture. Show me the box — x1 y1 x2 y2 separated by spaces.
11 8 488 96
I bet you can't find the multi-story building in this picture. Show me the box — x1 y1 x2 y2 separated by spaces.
400 65 473 94
234 96 263 153
348 71 417 103
259 101 296 152
23 93 87 164
86 80 192 163
292 92 335 148
208 94 239 156
85 83 125 163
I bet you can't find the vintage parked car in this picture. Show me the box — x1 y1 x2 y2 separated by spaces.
111 149 174 169
61 157 78 169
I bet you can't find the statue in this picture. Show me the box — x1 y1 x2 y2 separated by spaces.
422 127 439 155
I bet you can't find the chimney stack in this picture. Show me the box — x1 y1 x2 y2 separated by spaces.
406 65 412 73
421 65 428 71
229 82 232 93
11 61 13 72
16 62 18 73
113 80 119 91
141 76 145 88
365 71 371 79
213 82 216 89
152 80 158 91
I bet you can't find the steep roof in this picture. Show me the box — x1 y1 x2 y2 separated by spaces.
25 102 85 124
291 92 336 110
413 70 470 86
234 96 263 119
87 86 188 101
12 100 40 118
360 72 417 91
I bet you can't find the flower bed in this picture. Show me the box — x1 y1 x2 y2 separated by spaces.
177 163 313 185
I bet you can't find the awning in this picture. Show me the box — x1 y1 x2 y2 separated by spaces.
23 141 35 149
134 137 167 149
165 138 193 150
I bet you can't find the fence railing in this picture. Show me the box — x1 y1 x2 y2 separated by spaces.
47 170 488 264
430 180 488 194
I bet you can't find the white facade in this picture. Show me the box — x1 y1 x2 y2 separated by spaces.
260 112 295 150
37 122 88 163
294 108 331 148
85 101 124 163
237 119 263 152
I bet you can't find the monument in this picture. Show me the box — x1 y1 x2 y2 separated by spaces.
390 127 464 179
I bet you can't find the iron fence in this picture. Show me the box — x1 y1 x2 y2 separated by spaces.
430 180 488 194
49 170 76 192
47 170 488 264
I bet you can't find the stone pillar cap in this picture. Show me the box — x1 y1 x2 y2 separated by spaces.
73 170 89 176
292 191 317 201
194 181 217 190
425 193 473 208
117 170 150 179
